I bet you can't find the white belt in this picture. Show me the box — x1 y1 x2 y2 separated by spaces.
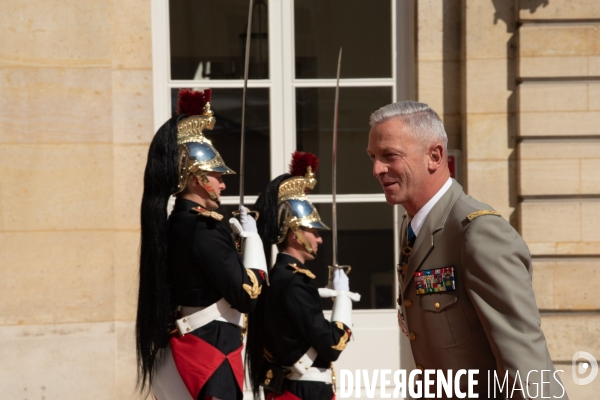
287 347 318 376
175 298 243 335
287 367 333 384
283 347 332 384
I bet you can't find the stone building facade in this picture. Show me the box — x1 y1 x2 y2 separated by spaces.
1 0 598 398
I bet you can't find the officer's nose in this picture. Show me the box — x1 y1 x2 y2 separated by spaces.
217 177 226 191
372 159 387 177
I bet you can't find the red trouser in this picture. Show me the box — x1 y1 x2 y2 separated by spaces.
170 334 244 398
266 391 302 400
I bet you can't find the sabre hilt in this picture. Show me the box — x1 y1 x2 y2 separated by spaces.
230 207 260 253
327 264 351 289
231 209 260 221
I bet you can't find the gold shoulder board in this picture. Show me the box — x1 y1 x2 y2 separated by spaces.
287 263 316 279
466 210 501 221
192 207 224 221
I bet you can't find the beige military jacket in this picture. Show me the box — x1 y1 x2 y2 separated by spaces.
398 180 567 399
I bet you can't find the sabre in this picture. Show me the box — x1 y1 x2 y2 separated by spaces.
328 47 351 287
231 0 260 225
239 0 254 213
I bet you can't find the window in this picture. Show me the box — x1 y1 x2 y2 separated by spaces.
153 0 400 309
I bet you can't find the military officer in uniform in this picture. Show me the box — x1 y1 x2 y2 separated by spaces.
366 101 567 399
136 89 268 400
246 152 359 400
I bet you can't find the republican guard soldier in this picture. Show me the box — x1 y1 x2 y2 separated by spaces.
136 89 268 400
246 152 360 400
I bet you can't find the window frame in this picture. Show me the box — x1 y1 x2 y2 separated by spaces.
151 0 402 308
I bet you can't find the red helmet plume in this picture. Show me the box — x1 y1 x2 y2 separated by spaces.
289 151 319 177
176 89 211 116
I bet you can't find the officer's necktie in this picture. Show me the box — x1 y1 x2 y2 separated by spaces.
399 221 416 278
407 222 416 244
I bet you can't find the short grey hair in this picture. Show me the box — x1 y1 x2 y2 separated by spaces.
369 101 448 150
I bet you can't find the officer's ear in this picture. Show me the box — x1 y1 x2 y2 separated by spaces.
285 229 302 250
427 143 445 172
179 174 198 195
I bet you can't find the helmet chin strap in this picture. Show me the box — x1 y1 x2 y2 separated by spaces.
195 172 220 206
292 227 314 255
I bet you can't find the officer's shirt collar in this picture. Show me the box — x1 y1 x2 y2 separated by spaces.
407 177 452 237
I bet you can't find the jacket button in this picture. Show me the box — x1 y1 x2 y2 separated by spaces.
434 302 440 310
409 332 416 341
404 299 412 307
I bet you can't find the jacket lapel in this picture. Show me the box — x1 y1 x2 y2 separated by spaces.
401 180 462 293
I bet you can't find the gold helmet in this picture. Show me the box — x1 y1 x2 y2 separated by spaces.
173 89 235 202
276 152 330 254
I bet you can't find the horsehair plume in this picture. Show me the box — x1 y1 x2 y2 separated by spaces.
176 89 208 116
289 151 319 177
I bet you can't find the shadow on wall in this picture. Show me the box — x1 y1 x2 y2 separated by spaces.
481 0 551 228
492 0 550 25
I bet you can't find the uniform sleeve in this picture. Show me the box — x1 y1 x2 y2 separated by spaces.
284 278 351 363
462 216 567 399
193 221 266 313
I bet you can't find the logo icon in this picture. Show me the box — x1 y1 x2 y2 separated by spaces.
572 351 598 385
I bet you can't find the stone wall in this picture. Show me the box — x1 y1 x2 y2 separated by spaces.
418 1 600 398
518 1 600 396
0 0 152 398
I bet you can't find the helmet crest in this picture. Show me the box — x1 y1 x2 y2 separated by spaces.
289 151 319 178
176 88 211 117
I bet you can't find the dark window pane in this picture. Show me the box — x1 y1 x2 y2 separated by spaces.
308 202 395 310
294 0 391 79
171 88 270 196
296 86 392 194
170 0 269 80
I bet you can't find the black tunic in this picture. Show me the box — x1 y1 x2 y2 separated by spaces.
168 198 266 400
263 253 351 399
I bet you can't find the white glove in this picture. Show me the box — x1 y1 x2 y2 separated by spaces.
319 286 361 328
240 206 257 234
229 218 269 278
331 268 349 291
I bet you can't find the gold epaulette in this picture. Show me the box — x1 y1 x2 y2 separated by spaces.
192 206 224 221
287 263 316 279
466 210 501 221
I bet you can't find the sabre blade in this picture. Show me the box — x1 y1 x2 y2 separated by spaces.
239 0 254 211
332 47 342 269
